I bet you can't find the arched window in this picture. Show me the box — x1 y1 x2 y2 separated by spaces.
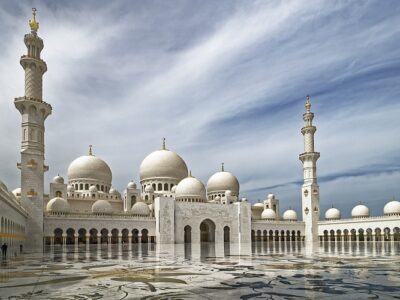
152 183 156 190
164 183 169 191
158 183 162 191
85 184 89 190
55 191 62 197
96 184 100 190
79 183 83 190
101 185 104 192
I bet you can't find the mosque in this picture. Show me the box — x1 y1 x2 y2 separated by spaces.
1 10 399 256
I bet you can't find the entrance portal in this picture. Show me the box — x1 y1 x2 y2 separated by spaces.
200 219 216 242
184 225 192 243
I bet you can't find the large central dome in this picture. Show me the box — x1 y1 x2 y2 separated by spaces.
67 147 112 185
139 145 188 182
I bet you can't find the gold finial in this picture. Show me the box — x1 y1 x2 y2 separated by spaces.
305 95 312 112
29 8 39 32
188 170 192 177
161 137 166 150
88 145 93 156
221 162 224 172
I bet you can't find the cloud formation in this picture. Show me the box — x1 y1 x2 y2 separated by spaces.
0 0 399 217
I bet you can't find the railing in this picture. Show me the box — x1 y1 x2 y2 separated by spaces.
44 212 156 220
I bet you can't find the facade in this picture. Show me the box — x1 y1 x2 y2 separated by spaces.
1 10 399 256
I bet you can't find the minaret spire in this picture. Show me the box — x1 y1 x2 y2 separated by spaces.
88 145 93 155
221 162 224 172
14 9 52 253
161 137 166 150
299 95 320 243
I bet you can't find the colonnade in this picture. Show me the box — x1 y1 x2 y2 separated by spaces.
251 229 303 242
320 227 400 243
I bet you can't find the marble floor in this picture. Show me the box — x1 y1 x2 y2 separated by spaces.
0 241 400 299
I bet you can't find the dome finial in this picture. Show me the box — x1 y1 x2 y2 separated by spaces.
221 162 224 172
88 145 93 156
305 95 311 112
29 8 39 33
161 137 166 150
188 170 192 177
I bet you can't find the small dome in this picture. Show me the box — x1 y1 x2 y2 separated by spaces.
171 185 177 193
46 197 70 213
175 175 206 201
207 170 239 196
351 204 369 218
241 197 248 202
67 153 112 185
131 202 150 216
225 190 232 197
214 196 221 202
145 185 154 193
109 187 119 196
283 209 298 221
267 194 275 200
12 188 21 197
383 200 400 216
325 207 341 220
127 181 137 189
148 203 154 211
8 191 18 202
253 202 264 209
52 175 64 184
139 147 188 182
0 180 8 192
261 208 276 220
89 185 98 193
92 200 112 214
67 185 75 192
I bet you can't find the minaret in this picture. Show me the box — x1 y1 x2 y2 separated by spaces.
14 9 52 253
299 96 320 243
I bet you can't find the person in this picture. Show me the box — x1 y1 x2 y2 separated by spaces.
1 243 7 258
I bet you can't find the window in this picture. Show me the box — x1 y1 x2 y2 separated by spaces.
164 183 168 191
79 184 83 190
85 184 89 190
101 185 104 192
55 191 62 197
158 183 162 191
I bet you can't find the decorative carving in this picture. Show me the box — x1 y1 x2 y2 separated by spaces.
304 207 309 214
304 189 309 197
27 189 37 197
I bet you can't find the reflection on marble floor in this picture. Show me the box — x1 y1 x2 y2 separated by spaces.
1 242 400 299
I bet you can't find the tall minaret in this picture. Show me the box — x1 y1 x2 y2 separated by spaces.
14 8 52 253
299 96 320 243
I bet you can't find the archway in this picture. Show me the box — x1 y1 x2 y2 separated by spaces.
224 226 230 243
111 229 119 244
100 228 108 244
121 229 129 244
184 225 192 243
78 228 86 244
66 228 75 245
89 228 98 244
54 228 63 245
141 229 148 243
200 219 215 242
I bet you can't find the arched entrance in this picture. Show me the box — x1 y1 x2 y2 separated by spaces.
223 226 230 243
200 219 215 242
184 225 192 243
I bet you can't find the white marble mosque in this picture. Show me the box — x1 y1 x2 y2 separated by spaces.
1 10 400 258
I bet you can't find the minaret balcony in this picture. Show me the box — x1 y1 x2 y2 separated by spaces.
299 152 320 162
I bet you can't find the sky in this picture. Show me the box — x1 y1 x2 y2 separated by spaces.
0 0 399 218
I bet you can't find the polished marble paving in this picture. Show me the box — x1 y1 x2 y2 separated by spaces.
0 241 399 299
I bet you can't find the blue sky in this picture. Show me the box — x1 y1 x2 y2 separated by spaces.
0 1 399 217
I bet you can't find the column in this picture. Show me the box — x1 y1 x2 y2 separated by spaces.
50 236 54 252
62 234 67 251
118 235 122 252
74 234 79 251
128 235 132 251
85 234 90 252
